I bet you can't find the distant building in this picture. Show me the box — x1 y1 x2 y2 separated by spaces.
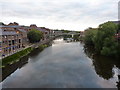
111 21 120 24
80 31 85 37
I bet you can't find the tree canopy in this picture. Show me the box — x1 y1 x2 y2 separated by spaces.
84 21 120 57
27 29 43 43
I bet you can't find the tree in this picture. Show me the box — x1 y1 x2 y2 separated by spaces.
101 37 118 56
84 28 97 45
0 22 5 25
84 21 119 57
99 22 117 37
27 29 43 43
118 23 120 33
93 30 104 53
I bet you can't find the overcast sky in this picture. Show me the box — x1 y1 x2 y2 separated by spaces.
0 0 119 31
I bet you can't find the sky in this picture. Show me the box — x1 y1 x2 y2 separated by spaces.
0 0 119 31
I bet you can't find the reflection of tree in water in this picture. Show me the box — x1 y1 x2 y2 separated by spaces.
92 55 114 80
84 45 120 88
117 75 120 90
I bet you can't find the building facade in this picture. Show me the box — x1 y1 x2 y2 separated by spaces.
0 22 52 59
0 24 28 59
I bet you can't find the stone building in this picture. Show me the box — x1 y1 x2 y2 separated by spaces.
0 24 28 59
0 22 52 59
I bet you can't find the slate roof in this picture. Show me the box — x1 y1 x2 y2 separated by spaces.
0 25 20 28
0 30 18 35
37 27 49 33
18 29 26 32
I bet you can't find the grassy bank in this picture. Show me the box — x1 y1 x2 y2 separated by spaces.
0 47 33 68
0 43 50 68
38 44 48 51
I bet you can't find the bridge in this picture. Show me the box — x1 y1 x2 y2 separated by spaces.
50 32 80 37
32 32 80 48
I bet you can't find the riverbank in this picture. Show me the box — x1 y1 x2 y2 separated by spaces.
0 47 33 68
83 43 120 59
0 43 50 68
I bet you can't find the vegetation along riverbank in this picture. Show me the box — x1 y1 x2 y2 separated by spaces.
83 21 120 58
0 44 49 68
0 29 49 68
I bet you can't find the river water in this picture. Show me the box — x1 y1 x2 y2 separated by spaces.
1 38 120 88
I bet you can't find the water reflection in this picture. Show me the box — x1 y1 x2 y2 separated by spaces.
2 55 29 81
1 47 45 82
84 44 120 88
1 39 120 88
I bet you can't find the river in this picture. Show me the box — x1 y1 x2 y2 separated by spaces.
1 38 120 88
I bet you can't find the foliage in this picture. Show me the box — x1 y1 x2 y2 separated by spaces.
38 44 48 51
84 28 97 45
84 21 119 57
1 47 32 67
0 22 5 25
92 31 104 52
27 29 43 43
118 23 120 33
101 37 118 56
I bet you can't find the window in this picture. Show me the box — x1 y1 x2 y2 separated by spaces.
19 39 21 43
9 40 11 46
19 45 20 48
12 40 15 45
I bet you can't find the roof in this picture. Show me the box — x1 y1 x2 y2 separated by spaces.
18 29 26 32
37 27 49 33
0 29 18 35
1 31 18 35
0 25 20 28
111 21 120 24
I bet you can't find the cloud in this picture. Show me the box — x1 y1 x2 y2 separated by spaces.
0 0 119 30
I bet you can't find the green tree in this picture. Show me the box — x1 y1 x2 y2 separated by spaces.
93 30 104 53
84 28 97 45
101 37 118 56
118 23 120 33
27 29 43 43
99 22 117 37
84 21 119 57
0 22 5 25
